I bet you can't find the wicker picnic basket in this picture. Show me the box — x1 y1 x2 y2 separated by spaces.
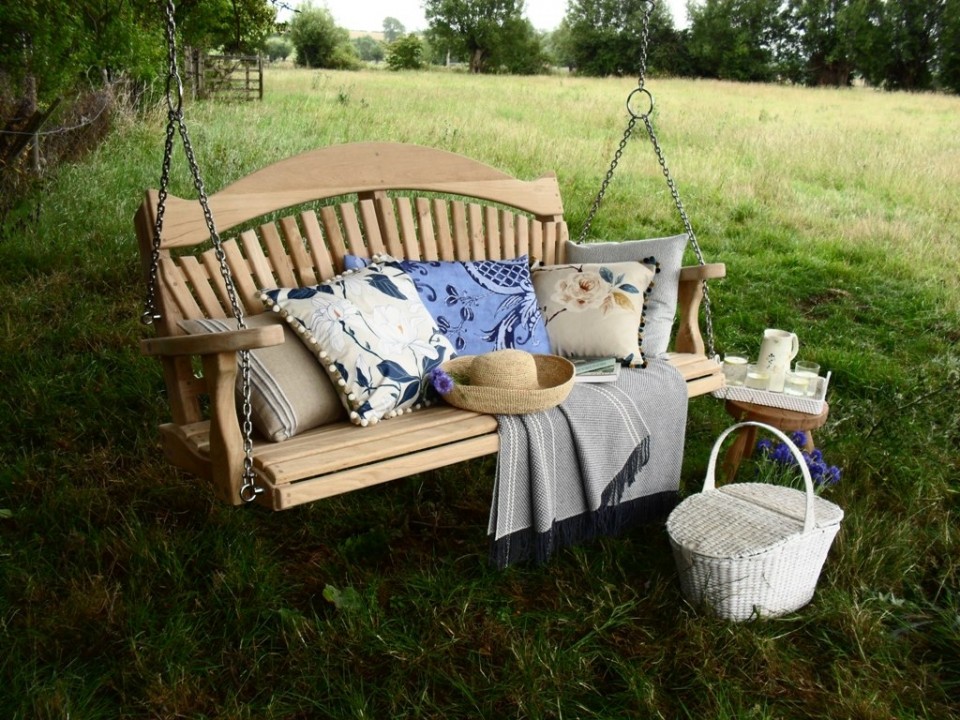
667 421 843 621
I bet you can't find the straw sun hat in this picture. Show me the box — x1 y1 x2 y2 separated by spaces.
433 349 575 415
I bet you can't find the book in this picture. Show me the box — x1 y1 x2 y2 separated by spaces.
574 362 621 384
570 357 618 375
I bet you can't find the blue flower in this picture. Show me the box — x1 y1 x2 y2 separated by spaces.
430 368 454 395
790 430 808 447
825 465 842 485
752 433 842 489
772 443 796 465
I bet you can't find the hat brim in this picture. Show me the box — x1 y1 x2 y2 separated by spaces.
439 354 576 415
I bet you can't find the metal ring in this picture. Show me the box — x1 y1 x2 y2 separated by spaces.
165 72 184 115
239 483 262 503
626 87 654 120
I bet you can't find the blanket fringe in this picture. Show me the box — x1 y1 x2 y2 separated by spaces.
600 435 651 509
490 488 678 569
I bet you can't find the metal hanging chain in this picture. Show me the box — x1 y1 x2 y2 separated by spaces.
638 112 717 359
143 0 262 503
576 1 651 245
576 0 716 359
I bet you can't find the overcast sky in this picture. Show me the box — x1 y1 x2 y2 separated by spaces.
279 1 690 33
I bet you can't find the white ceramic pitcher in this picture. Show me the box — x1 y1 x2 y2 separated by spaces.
758 328 799 392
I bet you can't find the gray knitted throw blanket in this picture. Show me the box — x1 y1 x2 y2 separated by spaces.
491 358 688 568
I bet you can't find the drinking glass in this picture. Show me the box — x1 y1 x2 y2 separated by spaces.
794 360 821 397
783 371 809 396
722 355 748 386
745 363 770 390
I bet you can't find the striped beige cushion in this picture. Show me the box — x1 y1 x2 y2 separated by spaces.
179 313 345 441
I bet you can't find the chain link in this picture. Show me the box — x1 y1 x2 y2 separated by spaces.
635 0 652 90
143 0 261 503
574 0 716 359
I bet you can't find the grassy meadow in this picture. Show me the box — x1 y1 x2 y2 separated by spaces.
1 67 958 718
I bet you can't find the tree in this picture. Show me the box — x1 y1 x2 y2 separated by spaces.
546 19 576 70
289 3 354 68
383 17 406 43
386 34 425 70
0 0 165 103
782 0 856 86
686 0 784 82
844 0 944 90
424 0 528 73
265 34 293 61
882 0 943 90
495 20 550 74
353 35 386 63
939 0 960 92
175 0 277 54
562 0 685 76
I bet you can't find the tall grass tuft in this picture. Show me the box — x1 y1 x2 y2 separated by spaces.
0 68 958 718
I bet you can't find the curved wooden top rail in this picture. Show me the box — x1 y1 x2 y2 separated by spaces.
146 142 566 249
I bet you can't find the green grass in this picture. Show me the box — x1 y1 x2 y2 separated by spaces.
1 68 958 718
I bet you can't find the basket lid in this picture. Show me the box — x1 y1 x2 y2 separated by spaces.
666 483 844 559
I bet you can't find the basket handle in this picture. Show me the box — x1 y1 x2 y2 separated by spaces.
704 421 817 534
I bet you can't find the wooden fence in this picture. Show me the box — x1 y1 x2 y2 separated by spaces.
182 49 263 102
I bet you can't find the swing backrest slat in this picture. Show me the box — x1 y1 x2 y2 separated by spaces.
159 255 204 321
179 255 226 319
258 222 297 288
301 211 337 281
223 238 261 311
278 216 317 287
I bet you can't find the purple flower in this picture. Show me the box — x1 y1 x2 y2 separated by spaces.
430 368 454 395
772 443 796 465
825 465 842 485
790 430 808 447
756 438 774 455
752 432 842 489
809 460 828 483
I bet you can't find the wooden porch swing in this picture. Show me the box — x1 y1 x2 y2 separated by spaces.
137 1 725 511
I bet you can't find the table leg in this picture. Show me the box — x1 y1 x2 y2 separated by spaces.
723 424 757 482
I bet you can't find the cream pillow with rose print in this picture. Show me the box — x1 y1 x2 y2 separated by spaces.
531 260 658 368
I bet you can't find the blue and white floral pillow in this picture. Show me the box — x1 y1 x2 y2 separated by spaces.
344 254 551 356
260 259 456 426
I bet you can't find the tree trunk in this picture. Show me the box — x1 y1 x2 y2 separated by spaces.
469 48 485 74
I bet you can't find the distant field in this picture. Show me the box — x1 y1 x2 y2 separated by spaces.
258 69 960 296
0 68 957 719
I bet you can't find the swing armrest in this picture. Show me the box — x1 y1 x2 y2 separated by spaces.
675 263 726 355
142 324 284 507
140 325 285 357
679 263 726 282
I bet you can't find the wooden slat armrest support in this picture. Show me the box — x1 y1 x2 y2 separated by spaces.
674 263 726 357
140 325 285 357
679 263 726 281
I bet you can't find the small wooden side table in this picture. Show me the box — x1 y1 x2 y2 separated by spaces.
722 399 830 481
